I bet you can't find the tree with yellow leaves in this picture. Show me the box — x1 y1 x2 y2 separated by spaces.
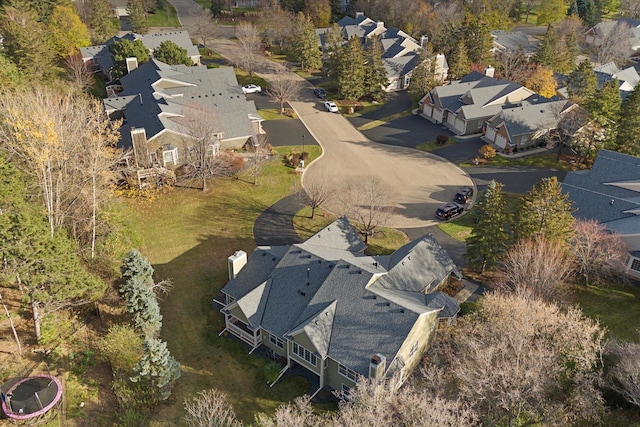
48 5 91 59
525 65 558 97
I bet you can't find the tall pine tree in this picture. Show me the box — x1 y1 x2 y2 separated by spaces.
363 39 387 102
448 39 471 80
514 177 575 243
465 181 511 273
615 86 640 155
90 0 119 44
566 59 597 104
127 0 148 34
291 12 322 71
336 37 366 100
130 337 181 401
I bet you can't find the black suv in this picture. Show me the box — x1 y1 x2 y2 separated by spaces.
313 87 327 99
455 187 474 203
436 202 464 220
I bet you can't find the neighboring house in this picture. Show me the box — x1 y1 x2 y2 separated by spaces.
419 71 535 135
491 30 539 57
562 150 640 279
483 98 572 150
585 18 640 53
81 30 201 81
322 13 448 92
219 217 461 395
103 59 263 169
557 62 640 100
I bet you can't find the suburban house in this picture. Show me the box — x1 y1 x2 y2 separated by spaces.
562 150 640 279
419 71 536 135
557 61 640 100
584 18 640 54
218 217 461 395
491 30 539 57
103 59 263 170
81 30 201 81
322 13 448 92
483 98 572 151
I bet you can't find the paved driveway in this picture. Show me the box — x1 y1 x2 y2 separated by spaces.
360 115 453 148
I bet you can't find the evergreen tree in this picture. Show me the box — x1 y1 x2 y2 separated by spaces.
448 39 471 80
153 40 194 66
291 12 322 70
514 177 575 243
461 13 493 65
119 249 162 337
363 39 387 102
127 0 148 34
408 44 438 97
336 37 366 100
614 86 640 155
570 0 603 27
534 26 558 68
0 54 23 88
322 22 344 79
130 337 181 401
566 59 597 104
588 79 622 124
465 181 511 273
90 0 119 44
109 39 150 78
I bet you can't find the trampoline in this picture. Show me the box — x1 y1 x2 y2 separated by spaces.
1 375 63 420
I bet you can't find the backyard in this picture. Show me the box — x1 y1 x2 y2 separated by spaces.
120 146 323 424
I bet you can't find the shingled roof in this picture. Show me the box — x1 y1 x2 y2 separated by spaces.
221 217 459 377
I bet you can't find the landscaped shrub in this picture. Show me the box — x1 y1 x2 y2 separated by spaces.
436 135 449 145
264 361 281 383
479 144 497 159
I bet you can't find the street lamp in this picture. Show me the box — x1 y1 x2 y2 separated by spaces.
301 134 305 155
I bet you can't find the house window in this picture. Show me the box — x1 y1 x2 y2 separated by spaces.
477 120 483 130
409 341 419 359
338 363 358 382
149 152 158 165
341 384 351 399
631 258 640 272
162 147 178 166
269 335 284 348
207 142 220 158
291 342 317 366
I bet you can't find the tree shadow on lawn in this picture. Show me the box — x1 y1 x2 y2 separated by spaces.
150 234 311 424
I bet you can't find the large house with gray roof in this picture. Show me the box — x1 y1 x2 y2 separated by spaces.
562 150 640 279
419 71 536 135
81 30 201 81
103 59 262 169
491 30 539 57
219 217 460 395
585 18 640 55
323 13 447 92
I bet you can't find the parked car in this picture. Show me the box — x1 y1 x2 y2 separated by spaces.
454 187 474 204
436 202 464 220
323 101 339 113
242 84 262 94
313 87 326 99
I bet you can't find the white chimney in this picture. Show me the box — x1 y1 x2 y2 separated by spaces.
484 65 495 78
126 57 138 73
376 21 384 28
420 35 429 48
355 11 364 18
228 250 247 280
368 353 386 381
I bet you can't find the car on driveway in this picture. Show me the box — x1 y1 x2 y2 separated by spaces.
455 187 474 203
313 88 326 99
436 202 464 220
323 101 339 113
242 84 262 94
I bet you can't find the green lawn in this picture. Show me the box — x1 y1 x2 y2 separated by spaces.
416 137 457 152
120 147 322 425
235 68 270 89
146 1 180 27
462 152 572 170
293 207 409 255
258 109 295 120
571 282 640 342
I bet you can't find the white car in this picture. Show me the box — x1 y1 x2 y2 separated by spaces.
323 101 339 113
242 84 262 94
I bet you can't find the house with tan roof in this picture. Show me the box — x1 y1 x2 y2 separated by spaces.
219 217 461 395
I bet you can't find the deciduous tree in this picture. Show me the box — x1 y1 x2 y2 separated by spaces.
606 339 640 408
296 178 334 219
303 0 331 28
64 51 95 92
48 4 91 58
183 389 241 427
266 67 302 114
235 22 262 83
537 0 571 25
495 46 531 85
524 65 557 97
465 181 511 273
336 177 395 243
192 7 217 54
97 324 144 374
591 20 632 66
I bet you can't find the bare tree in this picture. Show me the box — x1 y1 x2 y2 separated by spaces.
423 292 606 426
251 133 271 186
336 177 395 243
235 22 262 83
570 219 628 285
606 339 640 408
591 21 633 66
266 67 302 114
0 292 22 357
295 178 334 219
176 103 243 191
497 237 573 301
621 0 640 18
64 51 95 93
183 389 241 427
495 47 531 85
259 4 295 52
192 7 218 55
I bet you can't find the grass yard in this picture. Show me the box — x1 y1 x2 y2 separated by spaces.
293 207 409 255
120 147 322 425
461 152 574 170
571 282 640 342
416 137 457 152
146 1 180 28
235 68 270 89
258 109 294 120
